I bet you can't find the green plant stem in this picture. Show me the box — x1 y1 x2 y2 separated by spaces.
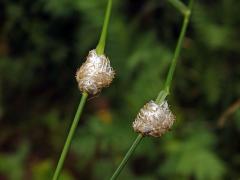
52 0 113 178
156 0 194 104
52 92 88 180
168 0 189 16
110 134 143 180
110 0 194 179
96 0 113 55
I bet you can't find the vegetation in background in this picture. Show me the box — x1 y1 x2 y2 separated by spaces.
0 0 240 179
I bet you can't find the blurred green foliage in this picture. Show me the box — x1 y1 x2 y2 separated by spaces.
0 0 240 179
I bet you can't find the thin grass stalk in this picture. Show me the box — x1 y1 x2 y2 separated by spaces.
96 0 113 55
110 134 143 180
110 0 194 179
52 0 113 179
156 0 193 103
52 92 88 180
168 0 189 16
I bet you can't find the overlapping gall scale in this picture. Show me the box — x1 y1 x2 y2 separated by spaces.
133 100 175 137
76 49 115 95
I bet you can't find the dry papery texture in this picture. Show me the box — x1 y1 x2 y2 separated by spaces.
133 100 175 137
76 49 115 95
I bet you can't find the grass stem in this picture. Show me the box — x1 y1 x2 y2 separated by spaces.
156 0 194 104
168 0 189 16
52 92 88 180
96 0 113 55
52 0 113 178
110 134 143 180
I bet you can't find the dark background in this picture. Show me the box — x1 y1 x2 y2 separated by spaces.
0 0 240 179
